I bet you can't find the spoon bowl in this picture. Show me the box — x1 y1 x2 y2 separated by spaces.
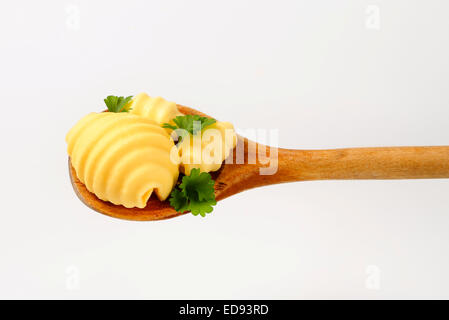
69 105 245 221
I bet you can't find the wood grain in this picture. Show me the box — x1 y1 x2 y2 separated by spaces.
69 105 449 221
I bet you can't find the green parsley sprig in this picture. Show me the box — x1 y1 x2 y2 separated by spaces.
162 115 216 135
104 95 133 113
169 168 217 217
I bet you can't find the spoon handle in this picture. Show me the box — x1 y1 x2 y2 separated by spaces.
268 146 449 183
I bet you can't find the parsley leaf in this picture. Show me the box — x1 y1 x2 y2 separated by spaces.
169 188 190 213
168 168 217 217
162 115 216 135
104 95 133 113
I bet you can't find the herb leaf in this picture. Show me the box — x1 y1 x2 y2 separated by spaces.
162 115 216 135
168 168 217 217
169 188 190 213
104 95 133 113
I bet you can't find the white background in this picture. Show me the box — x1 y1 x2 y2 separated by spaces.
0 0 448 299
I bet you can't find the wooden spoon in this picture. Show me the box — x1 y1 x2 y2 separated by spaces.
69 105 449 221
